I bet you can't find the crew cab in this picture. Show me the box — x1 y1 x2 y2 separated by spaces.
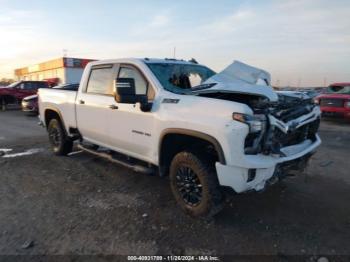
0 81 50 111
315 83 350 119
38 58 321 217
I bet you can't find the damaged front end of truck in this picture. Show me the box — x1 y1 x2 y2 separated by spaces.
197 61 321 186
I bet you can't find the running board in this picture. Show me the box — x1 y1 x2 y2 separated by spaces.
77 144 154 175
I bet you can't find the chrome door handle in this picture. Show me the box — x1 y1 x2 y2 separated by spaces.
109 104 118 110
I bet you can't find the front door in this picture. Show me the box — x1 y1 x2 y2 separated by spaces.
17 82 37 99
108 64 156 162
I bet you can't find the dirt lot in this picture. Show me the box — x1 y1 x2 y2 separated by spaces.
0 110 349 258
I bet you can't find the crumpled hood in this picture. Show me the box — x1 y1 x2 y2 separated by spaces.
277 91 311 100
200 61 278 102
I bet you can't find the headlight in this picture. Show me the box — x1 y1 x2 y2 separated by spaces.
232 113 266 133
314 98 319 105
345 100 350 108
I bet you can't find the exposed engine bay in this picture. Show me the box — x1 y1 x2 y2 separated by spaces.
198 91 320 156
195 61 321 157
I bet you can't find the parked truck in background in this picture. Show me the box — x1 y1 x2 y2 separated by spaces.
38 58 321 217
315 83 350 119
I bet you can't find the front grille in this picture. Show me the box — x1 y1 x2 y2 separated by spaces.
320 98 344 107
272 119 320 148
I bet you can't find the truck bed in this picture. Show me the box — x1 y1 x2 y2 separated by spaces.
38 88 78 129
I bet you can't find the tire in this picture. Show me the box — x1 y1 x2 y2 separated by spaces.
0 97 6 111
169 151 224 218
47 118 73 155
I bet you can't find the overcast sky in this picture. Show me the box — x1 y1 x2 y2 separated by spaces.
0 0 349 87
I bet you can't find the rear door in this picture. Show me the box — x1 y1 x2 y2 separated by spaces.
75 64 118 146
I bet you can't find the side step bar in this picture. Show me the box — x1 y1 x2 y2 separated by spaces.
77 144 154 175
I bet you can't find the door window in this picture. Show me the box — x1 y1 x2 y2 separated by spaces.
25 82 36 90
20 82 34 90
118 66 155 100
86 65 114 95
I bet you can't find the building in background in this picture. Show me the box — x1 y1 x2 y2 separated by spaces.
14 57 96 85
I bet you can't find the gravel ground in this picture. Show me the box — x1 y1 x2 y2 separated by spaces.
0 110 349 259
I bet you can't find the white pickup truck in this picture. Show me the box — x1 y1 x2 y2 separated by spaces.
38 58 321 217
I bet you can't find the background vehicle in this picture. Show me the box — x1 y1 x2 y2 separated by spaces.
22 83 79 115
38 58 321 218
0 81 50 111
315 83 350 119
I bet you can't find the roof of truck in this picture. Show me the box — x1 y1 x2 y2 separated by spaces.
142 58 200 65
88 58 202 67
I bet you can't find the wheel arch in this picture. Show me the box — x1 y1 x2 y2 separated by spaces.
158 128 226 176
44 108 68 134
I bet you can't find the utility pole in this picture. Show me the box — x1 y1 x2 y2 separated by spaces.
173 47 176 59
323 77 327 87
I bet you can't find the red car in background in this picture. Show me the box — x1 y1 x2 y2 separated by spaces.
0 81 50 111
315 83 350 119
22 83 79 115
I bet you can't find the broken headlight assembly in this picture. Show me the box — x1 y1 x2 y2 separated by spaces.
232 113 266 133
233 113 267 155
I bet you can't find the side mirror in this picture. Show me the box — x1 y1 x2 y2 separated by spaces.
114 77 152 112
114 78 136 103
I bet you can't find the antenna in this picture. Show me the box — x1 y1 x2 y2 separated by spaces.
173 47 176 59
62 49 68 57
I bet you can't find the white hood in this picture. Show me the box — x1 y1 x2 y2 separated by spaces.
276 90 311 100
202 61 278 102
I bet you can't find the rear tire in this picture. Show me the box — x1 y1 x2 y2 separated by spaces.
169 151 224 218
48 118 73 155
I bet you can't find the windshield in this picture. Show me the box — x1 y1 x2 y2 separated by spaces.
7 81 20 88
146 63 216 94
327 85 350 94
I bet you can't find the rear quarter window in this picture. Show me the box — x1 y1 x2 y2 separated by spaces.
86 65 114 95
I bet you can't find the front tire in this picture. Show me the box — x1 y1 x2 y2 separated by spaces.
48 118 73 155
169 151 224 218
0 97 6 111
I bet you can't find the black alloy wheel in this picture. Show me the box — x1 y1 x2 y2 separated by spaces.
47 118 73 155
175 166 203 206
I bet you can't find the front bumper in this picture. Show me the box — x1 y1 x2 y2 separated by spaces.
21 101 38 112
320 106 350 118
216 134 321 193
